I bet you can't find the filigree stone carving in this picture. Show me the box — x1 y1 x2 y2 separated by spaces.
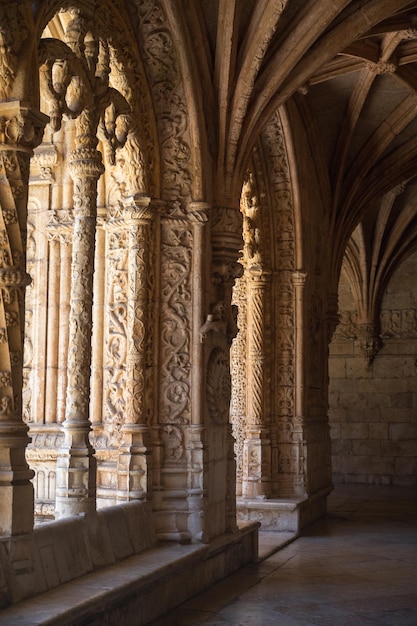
46 208 74 244
124 196 153 426
241 171 263 267
260 110 299 495
135 0 191 207
159 221 192 424
104 231 128 446
0 103 47 152
356 322 382 367
32 143 58 180
381 308 417 338
230 274 247 493
207 347 231 424
334 310 357 339
161 424 184 462
0 3 31 100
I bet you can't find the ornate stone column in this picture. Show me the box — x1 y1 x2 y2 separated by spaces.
90 209 106 429
155 203 193 541
55 142 104 518
117 194 153 502
242 266 271 499
0 102 47 540
230 272 247 498
292 270 308 496
206 206 243 536
187 202 210 540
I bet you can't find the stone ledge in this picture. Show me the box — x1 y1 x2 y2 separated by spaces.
237 496 305 532
0 500 158 607
0 523 258 625
237 488 331 533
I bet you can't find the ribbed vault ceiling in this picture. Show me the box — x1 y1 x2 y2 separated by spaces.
178 0 417 312
37 1 417 314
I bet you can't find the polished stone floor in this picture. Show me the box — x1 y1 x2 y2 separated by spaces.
150 485 417 626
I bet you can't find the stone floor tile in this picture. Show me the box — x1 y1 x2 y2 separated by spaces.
149 485 417 626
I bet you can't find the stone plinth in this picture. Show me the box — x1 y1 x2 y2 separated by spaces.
237 487 331 533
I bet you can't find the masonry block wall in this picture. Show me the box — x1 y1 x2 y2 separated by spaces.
329 251 417 486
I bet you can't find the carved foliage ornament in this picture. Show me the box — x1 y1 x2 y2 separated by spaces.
0 105 48 155
105 232 128 446
135 0 191 206
207 347 231 424
39 14 132 163
160 223 192 424
261 111 295 425
0 3 30 100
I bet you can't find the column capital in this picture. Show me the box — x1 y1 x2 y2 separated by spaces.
248 265 272 281
0 101 48 153
187 201 210 224
122 194 153 222
292 269 307 286
68 148 105 180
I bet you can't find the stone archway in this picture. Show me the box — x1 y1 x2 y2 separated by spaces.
22 4 155 520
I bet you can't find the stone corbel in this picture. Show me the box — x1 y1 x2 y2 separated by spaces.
356 322 382 368
0 102 48 155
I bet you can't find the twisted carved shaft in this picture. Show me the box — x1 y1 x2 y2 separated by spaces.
247 270 269 427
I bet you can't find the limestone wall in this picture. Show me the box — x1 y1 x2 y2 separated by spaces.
329 252 417 486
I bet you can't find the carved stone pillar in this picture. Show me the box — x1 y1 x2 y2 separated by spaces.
117 195 153 502
187 202 210 540
44 239 59 423
57 235 72 424
292 270 308 496
208 206 243 535
0 102 47 538
155 204 193 541
230 273 247 497
90 210 105 429
242 266 271 499
55 147 104 518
